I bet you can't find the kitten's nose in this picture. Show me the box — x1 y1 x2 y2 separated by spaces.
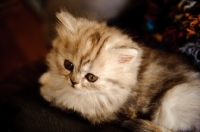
70 78 78 87
70 72 80 87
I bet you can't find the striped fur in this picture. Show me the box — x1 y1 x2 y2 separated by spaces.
40 11 200 131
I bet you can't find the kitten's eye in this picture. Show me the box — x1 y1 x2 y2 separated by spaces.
85 73 98 82
64 60 74 71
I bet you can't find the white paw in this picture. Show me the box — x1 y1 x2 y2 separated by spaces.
39 72 51 85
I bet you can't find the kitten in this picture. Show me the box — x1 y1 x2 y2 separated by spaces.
39 11 200 132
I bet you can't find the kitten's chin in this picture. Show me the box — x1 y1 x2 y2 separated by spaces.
73 84 82 89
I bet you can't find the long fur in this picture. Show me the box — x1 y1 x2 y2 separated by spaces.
39 11 200 131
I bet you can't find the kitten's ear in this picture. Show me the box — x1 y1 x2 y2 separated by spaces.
56 11 77 34
111 48 138 64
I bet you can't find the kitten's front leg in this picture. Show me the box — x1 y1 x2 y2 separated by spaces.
123 119 172 132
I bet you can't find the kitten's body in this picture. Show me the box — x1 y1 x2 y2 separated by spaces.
40 11 200 132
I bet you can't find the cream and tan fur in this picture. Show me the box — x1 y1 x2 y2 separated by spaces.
39 11 200 132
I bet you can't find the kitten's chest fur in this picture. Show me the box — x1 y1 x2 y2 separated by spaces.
62 84 132 124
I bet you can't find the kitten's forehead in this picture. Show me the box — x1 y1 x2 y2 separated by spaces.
64 26 108 54
76 31 108 68
63 27 103 53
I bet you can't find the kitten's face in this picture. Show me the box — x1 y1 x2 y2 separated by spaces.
40 11 142 123
48 12 140 92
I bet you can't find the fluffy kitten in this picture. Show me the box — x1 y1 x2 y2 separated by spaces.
39 11 200 132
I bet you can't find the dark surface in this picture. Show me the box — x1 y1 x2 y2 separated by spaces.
0 59 128 132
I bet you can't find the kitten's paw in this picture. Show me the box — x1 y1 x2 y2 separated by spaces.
40 84 54 103
39 72 54 102
39 72 51 85
122 119 171 132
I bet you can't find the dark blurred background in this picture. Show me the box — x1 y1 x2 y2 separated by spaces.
0 0 147 82
0 0 48 82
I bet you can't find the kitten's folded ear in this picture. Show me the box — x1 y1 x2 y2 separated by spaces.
111 48 138 64
55 11 77 35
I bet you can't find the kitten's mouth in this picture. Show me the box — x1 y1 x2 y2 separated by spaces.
71 84 78 89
